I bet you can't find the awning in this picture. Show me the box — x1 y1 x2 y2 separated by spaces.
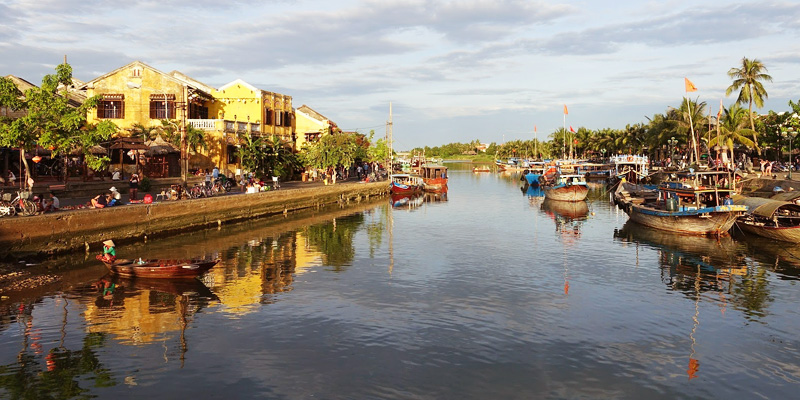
109 137 149 150
733 195 800 219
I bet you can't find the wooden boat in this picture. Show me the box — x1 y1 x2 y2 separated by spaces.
540 167 589 202
419 164 448 193
390 174 423 194
102 258 219 278
472 165 492 173
607 154 650 186
733 195 800 242
619 170 747 236
522 162 547 187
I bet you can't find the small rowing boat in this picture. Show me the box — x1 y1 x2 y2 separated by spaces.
102 258 219 278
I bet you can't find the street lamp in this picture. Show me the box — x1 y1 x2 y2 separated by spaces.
781 126 798 179
668 137 678 167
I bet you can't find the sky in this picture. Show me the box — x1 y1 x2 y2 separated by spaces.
2 0 799 150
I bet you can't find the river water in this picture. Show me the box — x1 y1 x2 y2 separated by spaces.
1 162 799 399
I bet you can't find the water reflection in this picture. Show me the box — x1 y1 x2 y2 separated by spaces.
541 199 589 238
614 221 776 320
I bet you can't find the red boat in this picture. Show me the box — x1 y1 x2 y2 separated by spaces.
102 258 219 279
419 164 448 193
390 174 423 195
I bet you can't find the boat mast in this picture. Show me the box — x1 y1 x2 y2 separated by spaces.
386 102 393 180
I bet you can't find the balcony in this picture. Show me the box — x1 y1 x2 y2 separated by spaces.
187 119 265 136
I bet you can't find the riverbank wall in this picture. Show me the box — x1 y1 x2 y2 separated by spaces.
739 177 800 196
0 181 388 257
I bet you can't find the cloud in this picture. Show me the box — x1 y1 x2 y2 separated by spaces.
531 1 800 56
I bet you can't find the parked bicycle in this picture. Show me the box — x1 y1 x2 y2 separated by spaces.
0 190 39 217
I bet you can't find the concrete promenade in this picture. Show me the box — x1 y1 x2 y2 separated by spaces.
0 179 389 257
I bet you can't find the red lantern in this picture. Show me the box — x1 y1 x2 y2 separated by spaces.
32 156 42 163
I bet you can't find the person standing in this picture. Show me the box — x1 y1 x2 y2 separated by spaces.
205 169 212 188
129 173 140 201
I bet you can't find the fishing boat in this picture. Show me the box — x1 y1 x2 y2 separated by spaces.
522 162 547 187
732 195 800 242
472 165 492 173
390 174 423 195
539 165 589 202
101 258 219 279
419 164 448 193
608 154 649 186
618 170 747 236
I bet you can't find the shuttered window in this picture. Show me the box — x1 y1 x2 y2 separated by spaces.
98 94 124 119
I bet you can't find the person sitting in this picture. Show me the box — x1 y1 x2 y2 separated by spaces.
44 191 60 212
96 240 116 262
111 170 121 180
108 187 121 206
90 193 108 208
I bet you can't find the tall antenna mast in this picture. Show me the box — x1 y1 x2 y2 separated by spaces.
386 102 393 179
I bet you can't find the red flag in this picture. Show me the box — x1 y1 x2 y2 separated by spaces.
685 77 698 92
569 126 575 133
534 125 537 132
573 139 578 144
563 105 568 115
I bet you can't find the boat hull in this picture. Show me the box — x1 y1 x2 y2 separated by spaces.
524 173 541 186
103 259 218 278
626 204 743 235
543 185 589 202
736 221 800 242
390 181 421 195
422 177 448 193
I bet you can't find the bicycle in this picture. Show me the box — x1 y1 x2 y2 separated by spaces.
1 190 39 217
0 192 16 217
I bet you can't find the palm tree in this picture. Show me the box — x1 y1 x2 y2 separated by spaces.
671 99 707 165
726 57 772 154
708 103 756 166
129 123 158 141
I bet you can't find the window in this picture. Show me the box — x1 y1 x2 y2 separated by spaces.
227 145 239 164
149 94 176 119
131 67 142 77
97 94 124 119
264 108 273 125
275 110 282 126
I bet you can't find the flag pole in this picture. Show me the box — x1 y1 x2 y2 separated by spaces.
687 96 698 165
563 105 567 159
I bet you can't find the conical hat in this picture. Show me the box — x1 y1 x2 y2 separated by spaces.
103 240 115 247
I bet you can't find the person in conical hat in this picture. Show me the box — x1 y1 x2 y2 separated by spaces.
97 240 117 262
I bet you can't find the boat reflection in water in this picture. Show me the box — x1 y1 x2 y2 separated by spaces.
541 198 589 236
391 192 447 210
614 221 747 291
613 221 751 381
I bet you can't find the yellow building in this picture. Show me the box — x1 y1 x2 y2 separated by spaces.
82 62 296 178
190 79 294 176
294 104 336 150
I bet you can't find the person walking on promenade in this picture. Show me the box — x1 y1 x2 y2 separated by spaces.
129 173 140 201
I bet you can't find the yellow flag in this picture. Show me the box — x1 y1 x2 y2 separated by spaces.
685 77 698 92
563 104 568 115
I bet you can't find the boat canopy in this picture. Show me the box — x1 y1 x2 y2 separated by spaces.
770 191 800 203
732 195 800 219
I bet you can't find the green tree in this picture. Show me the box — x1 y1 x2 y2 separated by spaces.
708 103 756 165
0 63 115 185
726 57 772 154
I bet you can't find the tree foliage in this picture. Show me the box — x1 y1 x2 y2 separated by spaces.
0 63 115 184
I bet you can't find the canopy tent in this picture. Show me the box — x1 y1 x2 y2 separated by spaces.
110 137 149 179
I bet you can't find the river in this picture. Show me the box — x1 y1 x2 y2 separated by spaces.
1 162 799 399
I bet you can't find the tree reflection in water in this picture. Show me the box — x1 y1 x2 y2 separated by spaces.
302 214 365 271
0 299 116 400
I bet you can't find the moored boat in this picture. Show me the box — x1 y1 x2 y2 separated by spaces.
390 174 423 194
619 170 747 236
472 165 492 173
733 195 800 242
102 258 219 278
419 164 448 193
540 167 589 202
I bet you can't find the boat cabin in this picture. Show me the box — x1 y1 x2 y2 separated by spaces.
610 154 649 183
420 165 448 181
